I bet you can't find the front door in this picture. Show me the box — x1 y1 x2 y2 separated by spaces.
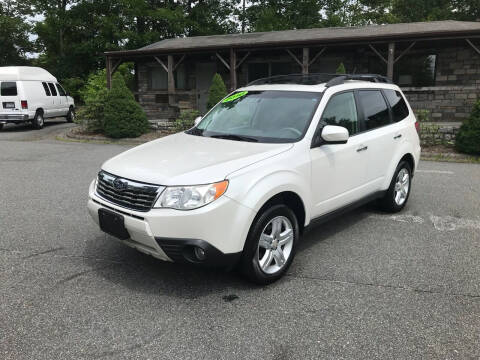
309 91 370 218
195 62 217 114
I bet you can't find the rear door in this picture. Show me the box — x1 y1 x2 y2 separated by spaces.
0 81 21 116
355 89 398 190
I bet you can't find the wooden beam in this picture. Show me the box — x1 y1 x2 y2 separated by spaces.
302 48 309 75
154 56 168 72
387 42 395 81
230 48 237 91
369 44 387 64
394 42 416 63
216 52 230 70
309 47 326 66
173 54 186 71
286 49 302 67
106 57 112 89
167 55 175 105
466 39 480 55
236 51 250 69
111 59 122 74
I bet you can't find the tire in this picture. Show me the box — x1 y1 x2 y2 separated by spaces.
66 108 75 123
379 160 412 213
240 204 299 285
0 123 3 131
32 111 44 130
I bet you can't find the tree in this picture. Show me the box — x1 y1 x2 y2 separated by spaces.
103 73 150 138
207 73 228 110
455 101 480 155
336 62 346 74
0 0 35 66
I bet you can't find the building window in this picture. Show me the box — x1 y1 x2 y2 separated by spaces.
150 67 167 90
248 62 292 83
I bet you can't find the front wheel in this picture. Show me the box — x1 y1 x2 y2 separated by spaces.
379 161 412 213
241 204 299 284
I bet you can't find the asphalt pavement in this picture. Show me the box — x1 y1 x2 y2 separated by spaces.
1 123 479 359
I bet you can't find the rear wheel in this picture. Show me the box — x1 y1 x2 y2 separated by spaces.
0 123 3 131
32 111 44 130
379 161 412 213
241 204 299 284
66 108 75 123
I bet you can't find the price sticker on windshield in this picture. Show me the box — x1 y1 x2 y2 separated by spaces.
222 91 248 103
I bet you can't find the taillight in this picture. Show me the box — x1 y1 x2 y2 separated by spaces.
415 120 420 135
21 100 28 109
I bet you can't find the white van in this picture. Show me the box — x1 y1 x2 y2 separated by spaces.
0 66 75 130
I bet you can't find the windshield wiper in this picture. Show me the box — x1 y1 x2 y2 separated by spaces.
209 134 259 142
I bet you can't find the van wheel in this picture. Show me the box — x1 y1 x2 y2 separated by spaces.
66 108 75 123
32 112 44 129
241 204 299 285
379 161 412 213
0 124 3 131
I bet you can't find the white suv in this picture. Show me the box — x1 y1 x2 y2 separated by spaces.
88 74 421 284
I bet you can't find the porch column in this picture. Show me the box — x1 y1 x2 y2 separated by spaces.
230 48 237 91
387 42 395 80
106 56 112 89
167 55 175 105
302 48 309 75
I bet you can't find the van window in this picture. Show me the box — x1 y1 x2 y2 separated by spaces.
358 90 391 130
42 82 51 96
384 89 409 122
1 82 18 96
321 92 359 135
56 83 66 96
48 83 57 96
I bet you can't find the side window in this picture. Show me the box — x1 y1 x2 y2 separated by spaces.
48 83 57 96
42 82 51 96
384 89 409 122
56 83 66 96
320 92 359 135
1 82 18 96
358 90 390 130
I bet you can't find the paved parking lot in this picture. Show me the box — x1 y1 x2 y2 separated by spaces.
1 124 479 359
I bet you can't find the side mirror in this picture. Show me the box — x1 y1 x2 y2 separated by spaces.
312 125 349 147
194 116 202 126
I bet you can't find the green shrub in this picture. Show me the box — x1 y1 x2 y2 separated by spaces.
62 77 85 104
103 73 150 138
336 62 346 74
75 69 108 132
416 109 430 122
455 101 480 155
175 109 200 132
207 73 228 110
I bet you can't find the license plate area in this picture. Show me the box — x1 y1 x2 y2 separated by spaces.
98 208 130 240
3 102 15 109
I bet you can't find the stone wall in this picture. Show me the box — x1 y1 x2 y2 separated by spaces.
419 122 461 147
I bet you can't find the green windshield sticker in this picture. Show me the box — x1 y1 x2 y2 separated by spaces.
222 91 248 103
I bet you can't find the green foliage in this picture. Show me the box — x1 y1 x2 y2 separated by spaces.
416 109 430 122
103 73 150 138
207 73 228 110
62 77 85 103
455 101 480 155
175 110 201 132
336 62 346 74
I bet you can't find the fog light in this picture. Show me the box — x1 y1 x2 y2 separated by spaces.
194 247 206 261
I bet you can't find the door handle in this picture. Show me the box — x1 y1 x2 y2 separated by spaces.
356 146 368 152
394 134 402 139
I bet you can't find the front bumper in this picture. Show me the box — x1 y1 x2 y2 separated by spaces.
87 180 255 266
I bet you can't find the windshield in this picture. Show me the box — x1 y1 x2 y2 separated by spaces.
189 90 323 143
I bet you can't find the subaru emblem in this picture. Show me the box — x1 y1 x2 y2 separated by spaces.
113 178 128 191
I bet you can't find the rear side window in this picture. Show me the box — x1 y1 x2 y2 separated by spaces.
384 89 409 122
358 90 390 130
42 82 51 96
56 83 66 96
48 83 57 96
1 82 18 96
321 92 359 135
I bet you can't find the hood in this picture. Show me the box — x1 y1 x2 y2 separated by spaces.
102 132 292 185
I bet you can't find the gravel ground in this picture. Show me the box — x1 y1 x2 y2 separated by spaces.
1 123 479 360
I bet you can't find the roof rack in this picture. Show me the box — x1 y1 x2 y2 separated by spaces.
247 73 391 87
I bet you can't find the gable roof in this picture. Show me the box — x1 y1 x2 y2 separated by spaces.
105 20 480 57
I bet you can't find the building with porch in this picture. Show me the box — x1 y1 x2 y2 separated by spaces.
105 20 480 134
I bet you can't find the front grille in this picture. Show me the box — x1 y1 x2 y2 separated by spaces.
96 171 164 212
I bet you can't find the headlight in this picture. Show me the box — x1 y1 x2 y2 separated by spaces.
154 180 228 210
